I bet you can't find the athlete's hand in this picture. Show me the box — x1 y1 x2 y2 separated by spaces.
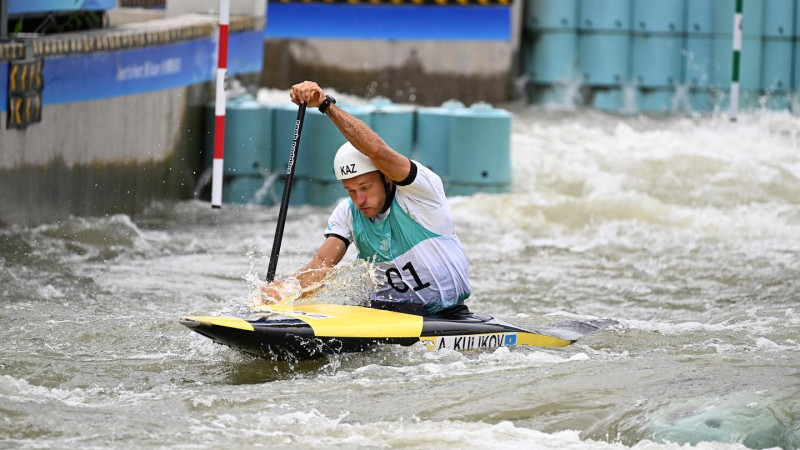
290 81 325 108
259 278 302 305
260 282 284 304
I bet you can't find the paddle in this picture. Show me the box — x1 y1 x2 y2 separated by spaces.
266 102 306 283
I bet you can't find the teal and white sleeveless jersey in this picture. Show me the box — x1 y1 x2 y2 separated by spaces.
325 161 470 314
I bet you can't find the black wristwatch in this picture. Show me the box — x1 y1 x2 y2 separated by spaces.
319 95 336 114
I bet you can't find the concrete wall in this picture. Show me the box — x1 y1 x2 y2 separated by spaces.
261 40 516 106
0 8 264 226
0 83 211 226
166 0 266 18
260 1 525 106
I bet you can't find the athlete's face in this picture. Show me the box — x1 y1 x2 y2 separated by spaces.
342 171 386 219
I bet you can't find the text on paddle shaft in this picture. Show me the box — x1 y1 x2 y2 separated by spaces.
287 119 300 175
386 262 431 293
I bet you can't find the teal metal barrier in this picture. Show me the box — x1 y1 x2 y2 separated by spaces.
204 95 273 205
448 102 512 196
684 0 715 111
525 0 579 29
578 0 631 85
415 100 466 188
795 0 800 96
525 0 579 93
203 98 513 205
760 0 795 109
578 0 632 110
523 0 800 113
631 0 685 111
369 97 415 158
579 0 631 30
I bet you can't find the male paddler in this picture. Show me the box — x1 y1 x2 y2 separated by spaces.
261 80 471 315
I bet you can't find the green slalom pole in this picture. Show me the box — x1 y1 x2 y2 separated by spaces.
729 0 743 121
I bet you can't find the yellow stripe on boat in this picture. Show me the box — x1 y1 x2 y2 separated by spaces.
182 316 255 331
253 304 424 338
516 332 572 348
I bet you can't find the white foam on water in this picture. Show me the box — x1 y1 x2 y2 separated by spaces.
609 316 800 355
787 308 800 326
0 374 155 409
752 337 790 351
187 391 281 410
620 315 787 339
36 284 65 299
477 109 800 251
326 343 595 388
30 214 167 262
642 392 796 449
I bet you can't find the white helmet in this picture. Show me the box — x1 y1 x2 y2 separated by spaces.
333 142 378 180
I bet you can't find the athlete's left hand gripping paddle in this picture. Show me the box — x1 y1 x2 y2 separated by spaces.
266 102 306 283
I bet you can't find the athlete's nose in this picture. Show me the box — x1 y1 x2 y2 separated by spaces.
356 192 368 206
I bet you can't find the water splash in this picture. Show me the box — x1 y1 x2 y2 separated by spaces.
643 393 800 449
242 253 378 309
248 172 282 206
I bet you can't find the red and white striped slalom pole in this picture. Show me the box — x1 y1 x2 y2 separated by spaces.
210 0 230 208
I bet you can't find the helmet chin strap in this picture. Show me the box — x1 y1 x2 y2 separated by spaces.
378 173 395 214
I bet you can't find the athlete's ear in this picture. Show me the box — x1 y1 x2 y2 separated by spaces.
380 173 392 191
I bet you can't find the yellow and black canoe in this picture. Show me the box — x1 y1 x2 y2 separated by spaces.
179 303 612 361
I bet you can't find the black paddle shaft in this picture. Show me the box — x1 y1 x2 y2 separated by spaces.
266 103 306 283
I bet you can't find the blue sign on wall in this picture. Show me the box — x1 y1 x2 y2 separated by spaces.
0 63 7 112
8 0 117 14
1 31 263 112
264 3 512 41
42 39 215 106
